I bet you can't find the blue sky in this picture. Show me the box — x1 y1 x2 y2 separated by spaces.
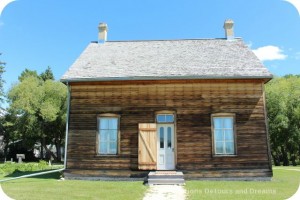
0 0 299 98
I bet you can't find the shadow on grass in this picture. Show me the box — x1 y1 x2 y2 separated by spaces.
3 169 62 180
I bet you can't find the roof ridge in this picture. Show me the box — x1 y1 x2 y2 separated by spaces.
91 37 243 43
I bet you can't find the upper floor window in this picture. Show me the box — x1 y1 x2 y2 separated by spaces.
98 116 119 155
212 114 236 155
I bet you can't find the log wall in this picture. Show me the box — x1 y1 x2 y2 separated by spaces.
66 79 272 178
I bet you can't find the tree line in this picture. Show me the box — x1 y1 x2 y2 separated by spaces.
265 75 300 166
0 59 67 162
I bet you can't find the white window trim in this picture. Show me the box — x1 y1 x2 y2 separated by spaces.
155 110 176 124
211 113 237 156
96 114 120 155
155 110 177 167
156 114 175 123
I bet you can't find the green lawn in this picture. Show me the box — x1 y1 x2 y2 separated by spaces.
1 173 146 200
0 166 299 200
186 167 300 200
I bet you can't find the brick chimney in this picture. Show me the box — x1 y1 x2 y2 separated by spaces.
98 23 108 42
223 19 234 40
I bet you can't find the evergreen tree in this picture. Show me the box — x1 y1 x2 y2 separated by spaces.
40 66 54 81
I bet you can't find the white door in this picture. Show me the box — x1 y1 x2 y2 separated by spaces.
157 124 175 170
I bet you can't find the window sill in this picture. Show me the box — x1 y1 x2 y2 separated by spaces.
212 154 237 157
94 154 119 158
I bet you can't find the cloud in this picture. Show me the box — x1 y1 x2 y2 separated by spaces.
252 45 287 61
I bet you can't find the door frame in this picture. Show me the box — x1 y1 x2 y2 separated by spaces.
155 111 177 170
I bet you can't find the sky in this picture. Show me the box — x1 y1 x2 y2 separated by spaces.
0 0 300 101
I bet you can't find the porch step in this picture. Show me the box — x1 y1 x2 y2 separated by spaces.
147 171 185 185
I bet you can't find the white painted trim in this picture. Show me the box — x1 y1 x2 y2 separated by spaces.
211 113 237 156
157 124 175 170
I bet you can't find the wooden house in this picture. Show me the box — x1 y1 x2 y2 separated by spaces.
61 20 273 180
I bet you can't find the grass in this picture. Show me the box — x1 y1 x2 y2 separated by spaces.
186 166 300 200
0 166 299 200
1 172 146 200
0 161 62 177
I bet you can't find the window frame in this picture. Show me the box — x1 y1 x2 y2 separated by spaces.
155 110 177 167
155 110 176 124
211 113 237 156
96 114 120 156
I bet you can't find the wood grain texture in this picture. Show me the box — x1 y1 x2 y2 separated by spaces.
138 123 157 170
66 79 272 178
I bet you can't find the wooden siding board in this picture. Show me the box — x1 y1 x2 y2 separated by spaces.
67 79 271 176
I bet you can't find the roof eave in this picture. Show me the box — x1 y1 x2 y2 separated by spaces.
61 75 273 83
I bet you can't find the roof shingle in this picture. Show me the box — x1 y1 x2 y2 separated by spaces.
61 38 272 82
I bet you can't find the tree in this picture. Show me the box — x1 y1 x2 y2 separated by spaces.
7 68 67 162
18 68 39 82
40 66 54 81
266 76 300 166
0 54 5 103
0 108 26 161
0 54 6 159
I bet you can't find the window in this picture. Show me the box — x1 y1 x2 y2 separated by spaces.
157 114 174 123
212 114 236 155
160 127 164 148
98 116 119 155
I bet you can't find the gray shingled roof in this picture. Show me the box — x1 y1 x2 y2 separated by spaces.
61 38 272 82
